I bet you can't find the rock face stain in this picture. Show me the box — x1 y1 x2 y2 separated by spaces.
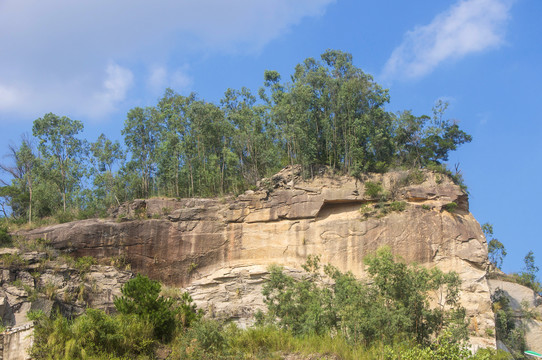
20 167 495 348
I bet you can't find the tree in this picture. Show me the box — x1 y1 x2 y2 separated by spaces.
122 107 161 198
482 223 506 271
519 250 540 292
0 137 41 222
114 274 177 342
221 87 280 186
262 248 466 345
155 89 195 197
90 134 124 208
32 113 85 213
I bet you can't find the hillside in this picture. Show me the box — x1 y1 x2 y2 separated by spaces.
1 167 500 355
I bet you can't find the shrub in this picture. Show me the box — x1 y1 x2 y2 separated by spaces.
73 256 97 273
114 274 195 342
364 181 385 199
30 308 155 359
401 169 425 186
0 224 12 247
1 253 27 267
389 201 407 212
443 202 458 213
262 249 467 346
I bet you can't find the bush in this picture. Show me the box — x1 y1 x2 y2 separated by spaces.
73 256 97 273
389 201 407 212
0 224 12 247
443 202 458 213
492 288 528 359
114 274 176 342
30 309 155 359
364 181 385 199
262 249 467 346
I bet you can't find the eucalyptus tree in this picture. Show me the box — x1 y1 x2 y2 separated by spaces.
185 100 235 196
90 134 124 207
122 106 161 198
268 50 393 176
155 89 195 197
221 87 280 186
32 113 86 213
0 137 40 222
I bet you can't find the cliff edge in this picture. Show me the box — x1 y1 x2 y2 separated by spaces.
20 167 495 349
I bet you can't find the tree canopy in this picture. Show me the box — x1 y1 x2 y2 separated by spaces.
0 50 472 223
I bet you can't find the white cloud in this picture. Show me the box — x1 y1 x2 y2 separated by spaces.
382 0 513 81
0 0 334 122
0 85 22 110
148 65 193 96
90 63 134 118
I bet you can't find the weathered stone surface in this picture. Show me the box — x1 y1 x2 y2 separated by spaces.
18 168 496 347
3 324 34 360
488 279 542 354
0 260 132 330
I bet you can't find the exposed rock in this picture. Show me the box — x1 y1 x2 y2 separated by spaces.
0 257 132 329
488 279 542 354
18 169 495 347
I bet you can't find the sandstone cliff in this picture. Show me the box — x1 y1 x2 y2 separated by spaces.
20 167 495 348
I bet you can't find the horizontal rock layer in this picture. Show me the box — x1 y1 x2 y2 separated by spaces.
21 168 495 348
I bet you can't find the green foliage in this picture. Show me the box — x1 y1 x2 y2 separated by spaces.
443 202 458 213
114 274 177 342
0 253 27 267
400 169 426 186
32 113 86 214
1 50 472 224
30 309 155 359
483 223 507 271
492 288 528 359
517 250 541 293
389 201 407 212
262 249 466 346
0 224 12 246
364 181 386 199
73 256 97 273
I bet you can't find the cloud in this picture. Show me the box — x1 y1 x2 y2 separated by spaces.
0 0 334 122
382 0 513 81
90 63 135 118
0 85 21 110
148 65 193 96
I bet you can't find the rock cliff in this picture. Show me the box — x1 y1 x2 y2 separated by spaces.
19 167 495 348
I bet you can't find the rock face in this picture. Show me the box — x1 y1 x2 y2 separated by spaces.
21 167 495 348
488 279 542 354
0 249 132 328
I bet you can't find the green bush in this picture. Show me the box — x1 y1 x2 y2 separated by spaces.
0 224 12 247
1 253 27 267
114 274 176 342
30 309 155 359
443 202 458 213
262 249 467 346
364 181 385 199
73 256 97 273
389 201 407 212
492 288 528 359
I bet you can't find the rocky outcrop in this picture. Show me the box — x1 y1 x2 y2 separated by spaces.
0 249 132 329
19 167 495 348
488 279 542 354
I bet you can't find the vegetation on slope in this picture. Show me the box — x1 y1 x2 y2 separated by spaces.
0 50 470 226
29 249 509 359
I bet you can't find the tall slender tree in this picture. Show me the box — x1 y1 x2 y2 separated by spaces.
32 113 85 213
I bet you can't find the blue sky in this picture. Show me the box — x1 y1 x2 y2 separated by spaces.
0 0 540 273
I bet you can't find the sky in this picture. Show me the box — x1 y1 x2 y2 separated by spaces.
0 0 540 274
